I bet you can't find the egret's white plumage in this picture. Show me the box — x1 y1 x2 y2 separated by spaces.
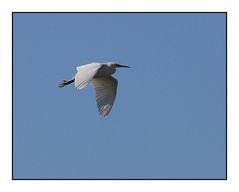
59 62 130 117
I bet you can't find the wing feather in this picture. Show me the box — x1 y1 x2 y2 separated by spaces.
74 63 101 89
91 76 118 117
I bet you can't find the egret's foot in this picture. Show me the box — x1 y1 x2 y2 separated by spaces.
58 82 65 88
58 80 67 88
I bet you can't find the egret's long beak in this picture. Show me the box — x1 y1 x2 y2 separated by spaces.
117 64 130 68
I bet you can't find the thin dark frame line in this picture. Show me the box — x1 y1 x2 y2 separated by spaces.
12 12 14 180
12 11 227 14
13 178 226 180
12 12 227 180
225 12 227 180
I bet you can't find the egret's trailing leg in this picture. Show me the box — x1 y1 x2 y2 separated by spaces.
58 79 75 88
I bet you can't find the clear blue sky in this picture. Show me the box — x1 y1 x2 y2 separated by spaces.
13 13 226 179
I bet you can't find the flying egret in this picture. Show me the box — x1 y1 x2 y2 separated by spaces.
58 62 130 117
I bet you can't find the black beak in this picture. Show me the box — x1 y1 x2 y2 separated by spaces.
117 64 130 68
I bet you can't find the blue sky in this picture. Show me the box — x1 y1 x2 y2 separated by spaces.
13 13 226 179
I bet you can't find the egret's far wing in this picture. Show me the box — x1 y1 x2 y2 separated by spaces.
75 63 101 90
91 76 118 117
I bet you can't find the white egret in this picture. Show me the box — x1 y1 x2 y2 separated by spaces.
59 62 130 117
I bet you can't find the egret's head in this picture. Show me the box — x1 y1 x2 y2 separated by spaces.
106 62 130 68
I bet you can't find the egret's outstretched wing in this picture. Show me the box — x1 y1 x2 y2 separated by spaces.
91 76 118 117
74 63 101 89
